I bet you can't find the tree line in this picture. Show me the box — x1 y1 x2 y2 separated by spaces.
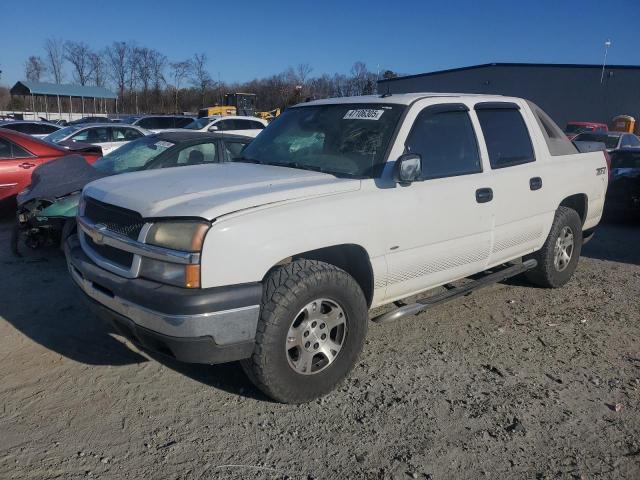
7 38 399 114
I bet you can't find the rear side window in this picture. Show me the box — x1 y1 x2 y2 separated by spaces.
250 121 265 129
405 106 482 179
0 138 32 159
215 119 235 131
476 106 535 168
225 141 249 160
160 142 218 168
72 127 109 143
526 101 577 156
174 117 193 128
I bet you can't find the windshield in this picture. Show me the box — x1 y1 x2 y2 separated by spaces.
184 118 212 130
239 103 405 178
44 125 81 143
93 136 174 174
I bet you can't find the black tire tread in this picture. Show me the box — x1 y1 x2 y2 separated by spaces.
242 259 367 403
525 206 582 288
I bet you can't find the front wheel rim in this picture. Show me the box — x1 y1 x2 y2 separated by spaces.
553 225 574 272
285 298 347 375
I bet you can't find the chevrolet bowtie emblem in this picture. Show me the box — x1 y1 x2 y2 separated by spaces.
91 223 108 245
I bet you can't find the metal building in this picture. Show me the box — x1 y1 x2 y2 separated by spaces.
377 63 640 129
9 81 118 121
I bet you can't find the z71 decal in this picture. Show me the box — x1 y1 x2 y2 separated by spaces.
596 167 607 176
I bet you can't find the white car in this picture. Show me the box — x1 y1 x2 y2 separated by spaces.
44 124 150 155
183 115 267 137
0 120 61 139
66 93 608 403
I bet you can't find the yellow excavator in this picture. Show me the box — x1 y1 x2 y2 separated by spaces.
198 93 280 122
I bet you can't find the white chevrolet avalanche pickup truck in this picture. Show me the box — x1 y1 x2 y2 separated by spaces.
65 93 608 403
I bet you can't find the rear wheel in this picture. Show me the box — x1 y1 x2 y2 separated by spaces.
241 260 368 403
525 206 582 288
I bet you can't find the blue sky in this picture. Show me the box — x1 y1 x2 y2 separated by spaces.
2 0 639 86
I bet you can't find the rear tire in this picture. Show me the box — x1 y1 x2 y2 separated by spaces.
241 259 368 403
525 206 582 288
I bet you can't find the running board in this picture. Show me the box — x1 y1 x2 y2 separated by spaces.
371 259 538 324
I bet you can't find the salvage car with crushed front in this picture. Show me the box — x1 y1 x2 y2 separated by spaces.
15 130 253 251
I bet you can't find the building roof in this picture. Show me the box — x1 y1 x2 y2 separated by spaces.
10 81 117 99
378 62 640 83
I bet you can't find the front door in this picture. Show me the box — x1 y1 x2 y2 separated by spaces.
0 138 42 201
382 102 494 302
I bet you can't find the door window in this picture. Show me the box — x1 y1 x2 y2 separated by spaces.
215 119 236 131
72 127 109 143
0 138 32 159
475 106 535 168
225 141 249 160
405 107 482 179
160 142 218 168
112 127 144 142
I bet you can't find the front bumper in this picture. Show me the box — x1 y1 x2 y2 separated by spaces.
65 235 261 364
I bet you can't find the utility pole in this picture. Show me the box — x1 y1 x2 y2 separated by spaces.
600 39 612 85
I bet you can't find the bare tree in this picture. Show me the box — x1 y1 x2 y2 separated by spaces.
89 51 106 87
44 38 65 84
150 50 167 111
106 41 130 102
296 63 313 85
170 60 191 112
190 53 212 108
25 56 47 82
64 41 93 85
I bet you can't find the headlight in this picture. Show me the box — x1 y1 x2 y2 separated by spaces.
146 221 210 252
141 220 210 289
139 257 201 288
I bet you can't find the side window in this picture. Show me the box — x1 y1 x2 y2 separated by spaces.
112 127 143 142
174 117 193 128
621 136 631 148
251 121 266 130
0 138 13 159
216 120 234 131
161 142 217 168
37 124 59 134
224 141 249 160
405 106 482 179
0 138 31 159
476 106 535 168
72 127 109 143
629 135 640 147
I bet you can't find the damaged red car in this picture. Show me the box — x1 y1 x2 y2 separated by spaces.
0 128 101 205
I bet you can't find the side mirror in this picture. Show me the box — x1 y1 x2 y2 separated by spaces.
208 125 219 132
393 153 422 184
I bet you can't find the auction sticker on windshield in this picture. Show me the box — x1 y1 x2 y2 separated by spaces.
155 141 174 149
343 109 385 120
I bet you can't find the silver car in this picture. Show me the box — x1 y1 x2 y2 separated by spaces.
43 124 150 155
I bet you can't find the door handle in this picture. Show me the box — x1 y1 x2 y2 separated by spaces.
530 177 543 190
19 162 36 169
476 188 493 203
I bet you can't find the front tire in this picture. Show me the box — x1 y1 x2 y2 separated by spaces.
525 206 582 288
241 260 368 403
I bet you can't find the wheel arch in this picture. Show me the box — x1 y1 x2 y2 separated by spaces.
559 193 588 226
264 244 375 307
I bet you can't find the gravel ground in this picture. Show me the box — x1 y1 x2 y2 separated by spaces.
0 217 639 480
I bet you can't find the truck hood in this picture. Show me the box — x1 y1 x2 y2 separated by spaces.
83 162 361 220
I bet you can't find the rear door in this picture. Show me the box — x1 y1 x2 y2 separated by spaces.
472 102 548 265
0 138 42 201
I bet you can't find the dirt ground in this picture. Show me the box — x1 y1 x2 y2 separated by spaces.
0 216 639 480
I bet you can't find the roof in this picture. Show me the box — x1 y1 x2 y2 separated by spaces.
300 92 506 107
10 81 117 99
378 62 640 83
